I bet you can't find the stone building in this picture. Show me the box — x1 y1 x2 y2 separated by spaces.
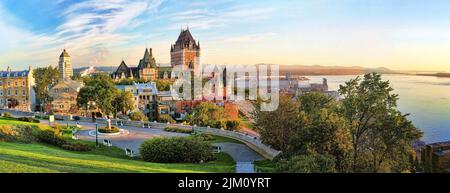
59 49 73 80
170 28 201 78
49 49 83 114
111 48 158 82
116 82 158 120
0 66 36 112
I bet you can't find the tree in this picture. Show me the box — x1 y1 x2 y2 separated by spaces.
129 111 149 122
77 73 119 117
253 94 301 151
155 80 173 91
338 73 422 172
187 102 226 128
113 91 135 116
33 66 59 110
275 153 337 173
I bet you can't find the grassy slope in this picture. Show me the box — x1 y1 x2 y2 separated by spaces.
0 118 235 173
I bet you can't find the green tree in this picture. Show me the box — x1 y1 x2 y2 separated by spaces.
33 66 59 110
275 153 337 173
113 91 135 116
338 73 422 172
253 94 301 151
155 80 173 91
129 111 149 122
188 102 226 128
77 73 119 117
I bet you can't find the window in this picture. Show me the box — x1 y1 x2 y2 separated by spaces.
22 81 25 86
7 81 10 87
14 81 17 86
15 89 18 96
0 81 2 86
0 90 2 96
7 89 10 96
22 89 26 96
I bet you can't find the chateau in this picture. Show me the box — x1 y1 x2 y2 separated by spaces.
111 48 158 82
0 66 36 111
59 49 73 80
111 28 201 81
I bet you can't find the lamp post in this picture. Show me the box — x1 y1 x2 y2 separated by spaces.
95 122 99 147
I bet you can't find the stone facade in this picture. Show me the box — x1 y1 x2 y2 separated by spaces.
59 49 73 80
0 66 35 112
170 28 201 78
112 48 158 82
48 79 83 114
116 82 158 120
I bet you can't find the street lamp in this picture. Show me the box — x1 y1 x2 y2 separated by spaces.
95 122 99 147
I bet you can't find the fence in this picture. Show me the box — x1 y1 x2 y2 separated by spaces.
0 108 281 159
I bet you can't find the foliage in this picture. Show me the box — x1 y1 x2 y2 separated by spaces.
164 126 192 134
158 114 176 124
155 80 173 91
113 90 135 116
36 129 66 147
253 73 423 173
61 141 92 151
338 73 423 172
2 112 12 118
98 126 120 133
275 153 337 173
0 125 36 143
17 117 40 123
77 73 120 116
187 102 230 128
129 111 149 122
225 120 241 131
140 136 213 163
33 66 59 106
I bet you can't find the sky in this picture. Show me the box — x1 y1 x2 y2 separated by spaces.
1 0 450 72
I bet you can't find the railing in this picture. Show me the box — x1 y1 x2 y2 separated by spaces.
0 108 281 159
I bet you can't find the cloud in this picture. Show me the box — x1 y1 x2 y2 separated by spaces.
222 32 278 43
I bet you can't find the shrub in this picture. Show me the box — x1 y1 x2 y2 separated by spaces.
61 142 92 151
0 125 36 143
98 126 120 133
225 120 241 131
35 115 49 120
17 117 40 123
196 133 215 141
164 126 192 134
140 136 213 163
37 129 66 147
275 154 337 173
158 114 176 124
129 111 148 122
3 112 12 118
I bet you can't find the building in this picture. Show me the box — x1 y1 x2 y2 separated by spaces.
48 79 83 114
0 66 36 112
170 28 201 78
59 49 73 80
49 49 83 114
421 141 450 173
111 48 158 82
116 82 158 120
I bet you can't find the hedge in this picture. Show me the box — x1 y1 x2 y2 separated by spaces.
140 136 213 163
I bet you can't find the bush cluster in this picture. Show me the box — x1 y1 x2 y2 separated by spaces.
0 125 36 143
2 112 12 118
158 114 176 124
164 126 192 134
140 136 213 163
98 126 120 133
36 129 91 151
17 117 40 123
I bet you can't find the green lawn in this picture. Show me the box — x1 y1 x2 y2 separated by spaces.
253 159 276 173
0 117 236 173
0 142 235 173
210 135 245 144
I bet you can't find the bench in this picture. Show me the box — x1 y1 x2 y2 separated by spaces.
115 120 124 126
142 123 150 128
125 148 136 157
212 146 222 153
103 139 112 147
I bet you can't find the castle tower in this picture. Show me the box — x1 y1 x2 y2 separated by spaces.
170 28 201 73
59 49 73 80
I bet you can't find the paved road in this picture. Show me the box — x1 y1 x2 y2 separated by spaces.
41 119 264 173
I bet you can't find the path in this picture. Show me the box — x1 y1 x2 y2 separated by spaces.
213 142 264 173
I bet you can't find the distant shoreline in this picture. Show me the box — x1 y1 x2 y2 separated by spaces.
415 73 450 78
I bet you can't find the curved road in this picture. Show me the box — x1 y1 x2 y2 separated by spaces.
43 120 264 173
